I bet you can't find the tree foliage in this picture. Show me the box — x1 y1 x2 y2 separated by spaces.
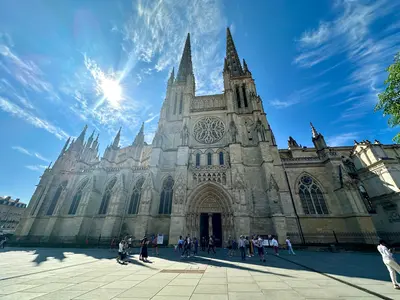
375 52 400 143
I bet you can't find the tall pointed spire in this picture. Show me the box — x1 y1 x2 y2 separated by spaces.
61 137 71 154
92 133 99 149
168 67 175 85
133 122 145 146
176 33 193 82
87 130 95 148
243 59 251 75
76 125 88 143
112 127 121 148
226 27 243 77
310 122 318 139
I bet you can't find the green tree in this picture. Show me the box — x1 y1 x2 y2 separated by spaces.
375 52 400 143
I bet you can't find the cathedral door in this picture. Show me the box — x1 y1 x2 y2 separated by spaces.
199 212 222 247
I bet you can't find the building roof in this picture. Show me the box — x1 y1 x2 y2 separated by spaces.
0 196 27 208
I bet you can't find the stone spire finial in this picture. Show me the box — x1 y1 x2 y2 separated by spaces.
87 130 95 147
168 67 175 85
76 125 88 143
112 127 121 148
310 122 318 139
61 137 71 154
226 27 243 77
176 33 193 82
133 122 145 146
243 59 251 75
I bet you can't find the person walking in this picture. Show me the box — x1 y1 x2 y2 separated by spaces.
378 239 400 289
286 237 295 255
152 235 159 256
257 236 266 262
208 236 216 254
178 236 184 254
194 237 199 256
117 239 127 264
239 235 246 261
140 236 149 262
201 237 206 251
272 236 279 255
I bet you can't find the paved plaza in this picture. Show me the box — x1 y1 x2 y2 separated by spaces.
0 247 399 300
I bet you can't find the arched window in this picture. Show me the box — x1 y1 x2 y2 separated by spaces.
219 151 224 165
236 85 241 108
179 92 183 114
159 176 174 214
68 179 89 215
242 84 248 107
298 175 328 215
207 153 212 165
128 177 145 214
99 178 117 215
173 93 178 115
195 153 200 167
46 182 67 216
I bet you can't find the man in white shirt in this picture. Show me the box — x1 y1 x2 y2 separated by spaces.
286 237 295 255
272 237 279 255
378 239 400 289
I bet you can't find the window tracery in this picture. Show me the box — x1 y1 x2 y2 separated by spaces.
298 175 328 215
193 117 225 144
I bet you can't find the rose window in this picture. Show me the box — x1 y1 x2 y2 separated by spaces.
193 117 225 144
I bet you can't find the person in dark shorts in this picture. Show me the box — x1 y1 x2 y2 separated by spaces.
140 236 149 262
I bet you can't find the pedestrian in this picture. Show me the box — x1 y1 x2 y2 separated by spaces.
208 235 216 254
201 237 206 251
245 236 250 257
178 236 184 254
249 236 255 257
110 236 116 251
257 236 266 262
232 238 238 257
152 235 159 256
286 236 295 255
117 239 127 264
239 235 246 261
272 236 279 255
378 239 400 289
140 236 149 262
97 235 102 248
194 237 198 256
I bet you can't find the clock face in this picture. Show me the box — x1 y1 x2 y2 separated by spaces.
300 175 313 185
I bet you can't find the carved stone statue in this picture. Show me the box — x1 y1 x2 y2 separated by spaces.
229 121 238 143
255 119 266 142
181 124 189 146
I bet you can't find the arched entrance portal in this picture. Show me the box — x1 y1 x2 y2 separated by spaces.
186 183 234 247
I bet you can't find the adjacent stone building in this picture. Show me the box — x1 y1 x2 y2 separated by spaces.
16 29 400 245
0 196 27 234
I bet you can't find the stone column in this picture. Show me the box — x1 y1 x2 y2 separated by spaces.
208 213 213 237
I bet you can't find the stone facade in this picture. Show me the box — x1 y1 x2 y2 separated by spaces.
0 196 27 234
16 29 399 245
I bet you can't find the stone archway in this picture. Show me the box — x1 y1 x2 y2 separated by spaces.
185 182 234 246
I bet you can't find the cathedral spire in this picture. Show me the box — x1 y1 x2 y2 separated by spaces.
76 125 88 144
168 67 175 85
226 27 243 77
243 59 251 75
310 122 318 139
176 33 193 82
87 130 95 147
61 137 71 154
133 122 145 146
112 127 121 148
92 133 99 149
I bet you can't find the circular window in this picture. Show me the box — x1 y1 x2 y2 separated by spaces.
193 117 225 144
300 175 313 185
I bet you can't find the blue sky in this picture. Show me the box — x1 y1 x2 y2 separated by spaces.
0 0 399 203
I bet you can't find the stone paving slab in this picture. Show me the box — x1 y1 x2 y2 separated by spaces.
0 247 399 299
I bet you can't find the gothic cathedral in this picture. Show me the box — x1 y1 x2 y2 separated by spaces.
16 29 400 245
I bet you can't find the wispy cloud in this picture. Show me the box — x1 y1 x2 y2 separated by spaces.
294 0 400 122
25 165 48 172
0 97 69 140
269 83 329 109
327 132 360 147
118 0 226 95
144 113 159 123
12 146 51 163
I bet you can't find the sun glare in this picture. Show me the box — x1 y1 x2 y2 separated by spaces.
100 78 122 107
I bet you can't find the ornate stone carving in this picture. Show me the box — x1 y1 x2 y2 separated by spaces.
181 124 189 146
190 95 227 112
193 117 225 144
229 121 238 143
255 119 266 142
192 168 227 186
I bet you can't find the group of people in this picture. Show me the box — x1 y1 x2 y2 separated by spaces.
116 235 159 264
228 235 295 261
177 234 200 257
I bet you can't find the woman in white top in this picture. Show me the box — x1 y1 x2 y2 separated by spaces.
377 239 400 289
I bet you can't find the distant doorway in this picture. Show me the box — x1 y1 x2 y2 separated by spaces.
199 213 222 247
